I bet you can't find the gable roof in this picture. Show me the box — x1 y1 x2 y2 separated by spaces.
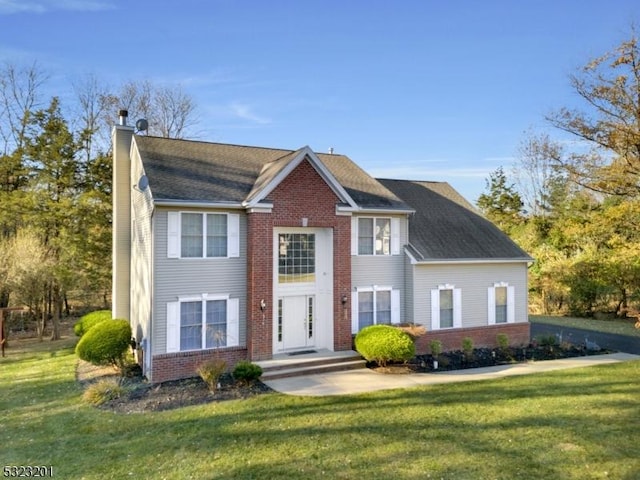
377 179 531 262
244 146 357 208
133 136 410 211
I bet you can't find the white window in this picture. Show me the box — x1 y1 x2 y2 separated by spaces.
278 233 315 283
431 285 462 330
351 287 400 333
167 211 239 259
351 216 400 256
488 283 515 325
166 295 239 352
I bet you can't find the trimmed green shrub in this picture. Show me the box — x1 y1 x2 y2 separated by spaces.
233 361 263 384
75 319 131 370
73 310 112 337
496 333 509 350
354 325 415 367
462 337 474 360
197 358 227 393
429 339 443 358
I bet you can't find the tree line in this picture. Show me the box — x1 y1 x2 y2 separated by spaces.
0 65 197 339
2 28 638 340
478 29 640 319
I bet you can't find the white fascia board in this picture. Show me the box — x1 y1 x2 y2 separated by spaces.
246 203 273 213
154 200 245 209
413 258 533 265
404 246 419 265
354 207 415 215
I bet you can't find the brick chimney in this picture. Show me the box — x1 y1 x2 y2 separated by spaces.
111 110 134 320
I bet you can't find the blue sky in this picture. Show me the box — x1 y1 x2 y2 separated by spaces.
1 0 639 202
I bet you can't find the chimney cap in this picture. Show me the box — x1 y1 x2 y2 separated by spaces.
118 109 129 126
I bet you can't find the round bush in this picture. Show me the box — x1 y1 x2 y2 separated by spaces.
354 324 415 367
233 360 263 384
75 319 131 368
73 310 112 337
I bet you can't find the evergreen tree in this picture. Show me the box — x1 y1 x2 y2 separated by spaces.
24 97 81 339
476 167 524 233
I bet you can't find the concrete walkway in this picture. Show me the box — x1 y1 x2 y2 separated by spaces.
262 352 639 396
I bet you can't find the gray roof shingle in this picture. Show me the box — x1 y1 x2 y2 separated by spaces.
134 136 409 210
377 179 531 262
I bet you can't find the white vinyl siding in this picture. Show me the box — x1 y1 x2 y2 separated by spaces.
167 211 239 259
488 283 516 325
351 287 400 333
430 285 462 330
155 210 247 355
166 296 239 353
413 262 528 330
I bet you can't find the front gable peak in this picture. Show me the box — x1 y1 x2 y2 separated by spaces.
243 146 357 209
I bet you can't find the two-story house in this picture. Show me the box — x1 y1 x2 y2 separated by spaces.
112 112 532 383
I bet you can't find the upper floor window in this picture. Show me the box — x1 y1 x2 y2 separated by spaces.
167 211 239 259
352 216 400 256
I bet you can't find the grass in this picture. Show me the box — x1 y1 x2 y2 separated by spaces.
530 314 640 337
2 336 640 479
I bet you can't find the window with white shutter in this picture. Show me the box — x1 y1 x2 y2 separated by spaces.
165 295 240 352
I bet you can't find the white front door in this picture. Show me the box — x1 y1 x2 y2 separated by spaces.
280 295 314 350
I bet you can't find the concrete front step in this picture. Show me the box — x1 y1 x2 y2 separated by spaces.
256 350 366 380
261 359 366 380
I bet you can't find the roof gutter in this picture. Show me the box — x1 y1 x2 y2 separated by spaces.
337 205 415 215
404 246 533 265
154 200 245 209
411 257 534 266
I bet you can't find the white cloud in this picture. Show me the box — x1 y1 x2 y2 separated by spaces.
369 164 492 181
0 0 115 14
229 103 271 125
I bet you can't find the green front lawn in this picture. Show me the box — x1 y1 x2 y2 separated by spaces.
2 337 640 479
530 314 640 337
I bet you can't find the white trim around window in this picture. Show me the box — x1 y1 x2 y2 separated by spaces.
430 284 462 330
166 294 239 353
351 216 400 256
487 282 515 325
167 211 239 259
351 286 400 333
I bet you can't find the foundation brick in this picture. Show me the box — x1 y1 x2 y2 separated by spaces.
414 322 531 354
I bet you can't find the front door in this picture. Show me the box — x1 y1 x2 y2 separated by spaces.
273 227 332 354
280 295 314 350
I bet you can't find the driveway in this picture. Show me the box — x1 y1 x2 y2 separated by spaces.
530 322 640 354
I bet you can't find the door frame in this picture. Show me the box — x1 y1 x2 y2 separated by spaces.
272 227 333 353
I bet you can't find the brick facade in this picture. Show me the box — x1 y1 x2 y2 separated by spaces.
151 347 247 384
246 158 352 360
414 322 531 354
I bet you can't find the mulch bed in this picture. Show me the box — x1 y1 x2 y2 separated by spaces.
76 361 274 414
78 343 612 414
376 343 613 373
